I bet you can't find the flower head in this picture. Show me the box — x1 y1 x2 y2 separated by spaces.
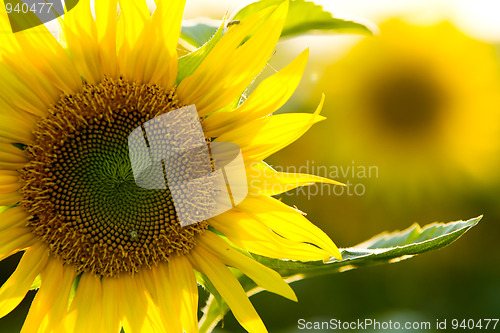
0 1 341 332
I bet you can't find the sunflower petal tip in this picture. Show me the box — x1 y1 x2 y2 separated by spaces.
330 248 343 262
280 280 298 302
322 244 343 262
288 289 299 303
313 93 326 116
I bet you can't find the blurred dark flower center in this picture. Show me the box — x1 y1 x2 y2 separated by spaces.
368 69 446 137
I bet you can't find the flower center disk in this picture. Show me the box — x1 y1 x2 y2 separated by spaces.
20 77 208 277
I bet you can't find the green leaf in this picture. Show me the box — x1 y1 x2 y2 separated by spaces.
176 20 224 85
180 19 220 49
68 274 81 303
199 216 481 331
233 0 373 38
199 294 224 333
257 216 481 279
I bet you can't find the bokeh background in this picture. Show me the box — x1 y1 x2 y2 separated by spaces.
2 0 500 332
186 0 500 332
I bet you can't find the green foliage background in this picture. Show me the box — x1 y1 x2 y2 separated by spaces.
206 1 500 331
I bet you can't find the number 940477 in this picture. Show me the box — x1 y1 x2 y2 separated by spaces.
5 2 53 14
451 319 498 330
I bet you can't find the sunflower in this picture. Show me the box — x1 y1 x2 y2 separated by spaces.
0 0 342 332
309 19 500 201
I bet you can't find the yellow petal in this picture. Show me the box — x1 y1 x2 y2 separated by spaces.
121 19 173 85
0 192 21 206
0 142 29 171
238 195 342 261
188 247 268 333
0 227 35 261
0 35 62 110
38 263 77 333
177 3 287 117
214 95 325 162
247 161 344 196
116 0 184 86
155 0 185 57
0 242 49 318
177 7 275 101
208 210 331 261
198 231 297 302
101 277 121 333
0 98 38 129
0 142 28 161
204 48 309 136
0 6 18 53
64 273 103 333
0 170 21 194
12 24 82 94
136 267 180 333
151 264 182 333
0 206 29 231
0 115 34 144
141 278 168 333
63 0 103 84
119 274 149 333
116 0 149 81
95 0 119 77
21 257 63 333
117 0 149 48
137 267 158 302
119 274 165 333
4 57 61 109
0 61 57 118
169 255 199 333
150 0 186 87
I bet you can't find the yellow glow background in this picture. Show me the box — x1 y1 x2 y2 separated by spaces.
186 1 500 332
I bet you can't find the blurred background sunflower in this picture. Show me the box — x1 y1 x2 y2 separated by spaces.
307 19 500 204
262 1 500 332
